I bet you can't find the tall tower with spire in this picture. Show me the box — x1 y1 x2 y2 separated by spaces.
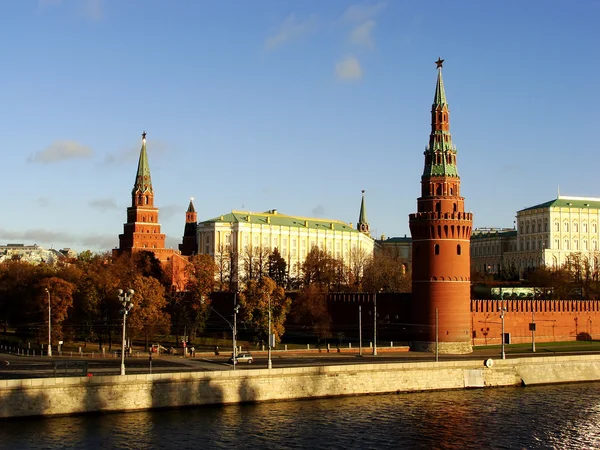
179 198 198 256
357 190 370 234
408 59 473 354
117 132 169 256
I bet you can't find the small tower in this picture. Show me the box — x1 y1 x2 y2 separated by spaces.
179 198 198 256
117 132 168 254
357 190 370 234
408 59 473 354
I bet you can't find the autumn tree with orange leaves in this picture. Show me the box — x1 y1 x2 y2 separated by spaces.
38 277 76 344
126 275 170 350
238 277 291 345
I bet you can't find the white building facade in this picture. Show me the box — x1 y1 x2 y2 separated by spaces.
196 209 375 284
471 196 600 276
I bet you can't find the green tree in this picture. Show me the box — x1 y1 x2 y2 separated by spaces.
301 247 336 289
268 248 287 287
238 277 291 345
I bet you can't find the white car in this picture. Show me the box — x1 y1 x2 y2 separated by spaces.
229 353 253 364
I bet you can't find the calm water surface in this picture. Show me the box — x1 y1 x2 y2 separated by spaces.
1 383 599 449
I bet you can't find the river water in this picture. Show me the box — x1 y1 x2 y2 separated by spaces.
1 383 599 449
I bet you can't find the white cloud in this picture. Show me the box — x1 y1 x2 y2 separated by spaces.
81 0 103 21
265 13 317 50
34 197 52 207
89 198 118 212
165 236 181 250
340 2 387 24
335 56 363 81
28 140 94 163
312 204 325 217
350 20 376 49
38 0 104 21
160 204 184 220
102 138 170 167
0 228 116 251
38 0 63 7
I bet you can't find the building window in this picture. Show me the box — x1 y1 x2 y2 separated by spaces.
564 239 569 250
583 223 588 233
574 223 579 232
564 222 569 232
457 244 461 255
554 222 559 232
434 244 440 255
594 223 598 234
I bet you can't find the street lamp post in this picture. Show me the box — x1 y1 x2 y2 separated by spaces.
372 291 378 356
118 289 134 376
531 310 536 353
202 295 239 371
233 292 240 371
45 288 52 357
499 300 507 360
358 304 362 356
267 294 272 370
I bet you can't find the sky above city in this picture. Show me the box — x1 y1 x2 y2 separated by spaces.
1 0 599 253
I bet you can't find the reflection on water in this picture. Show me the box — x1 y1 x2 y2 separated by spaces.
2 383 600 449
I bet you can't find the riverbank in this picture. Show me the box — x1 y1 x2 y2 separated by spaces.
1 354 599 418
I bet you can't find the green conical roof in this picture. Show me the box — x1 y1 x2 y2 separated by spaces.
433 66 447 106
358 190 368 226
133 132 153 194
422 60 459 179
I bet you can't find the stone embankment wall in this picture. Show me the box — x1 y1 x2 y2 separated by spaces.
1 355 600 418
472 299 600 345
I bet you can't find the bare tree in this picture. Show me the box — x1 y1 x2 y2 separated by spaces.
214 244 230 291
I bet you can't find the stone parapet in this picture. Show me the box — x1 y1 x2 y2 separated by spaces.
2 355 600 419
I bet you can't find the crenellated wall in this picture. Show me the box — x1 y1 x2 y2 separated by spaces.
471 299 600 345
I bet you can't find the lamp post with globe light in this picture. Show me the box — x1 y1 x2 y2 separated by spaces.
118 289 134 375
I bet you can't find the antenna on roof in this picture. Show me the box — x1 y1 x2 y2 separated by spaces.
557 185 560 199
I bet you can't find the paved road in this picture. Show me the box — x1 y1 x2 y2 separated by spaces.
2 348 600 378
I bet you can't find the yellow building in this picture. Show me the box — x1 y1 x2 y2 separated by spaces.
471 196 600 276
196 207 375 285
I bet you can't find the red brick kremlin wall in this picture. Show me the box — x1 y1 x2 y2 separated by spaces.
471 299 600 345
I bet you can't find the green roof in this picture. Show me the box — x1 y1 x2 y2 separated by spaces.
377 236 412 244
471 230 517 240
422 66 459 178
434 67 447 106
519 197 600 212
132 133 153 194
200 210 361 233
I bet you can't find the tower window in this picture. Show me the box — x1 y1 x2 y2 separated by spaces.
457 244 461 255
434 244 440 255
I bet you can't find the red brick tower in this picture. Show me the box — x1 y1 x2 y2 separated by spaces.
408 59 473 354
179 198 198 256
117 132 171 260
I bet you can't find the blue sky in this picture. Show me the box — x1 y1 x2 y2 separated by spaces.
1 0 599 252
